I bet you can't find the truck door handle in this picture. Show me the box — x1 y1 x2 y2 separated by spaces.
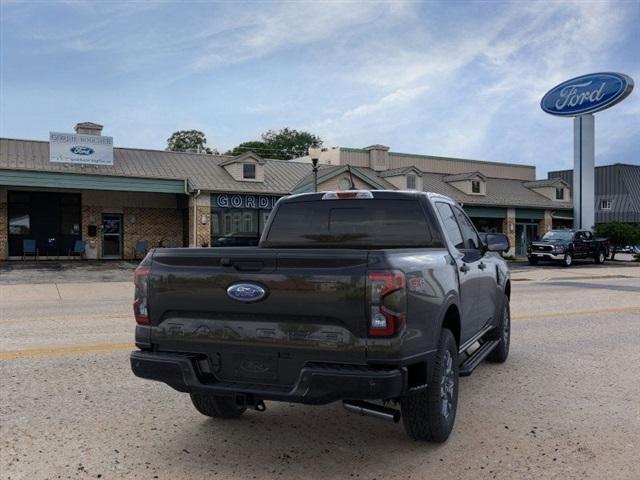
460 263 470 273
478 262 487 270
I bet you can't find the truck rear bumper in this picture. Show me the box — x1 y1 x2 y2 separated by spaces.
131 350 407 405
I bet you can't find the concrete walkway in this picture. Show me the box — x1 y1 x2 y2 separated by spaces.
0 260 138 284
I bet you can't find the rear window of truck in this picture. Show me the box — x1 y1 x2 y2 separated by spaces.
262 199 442 248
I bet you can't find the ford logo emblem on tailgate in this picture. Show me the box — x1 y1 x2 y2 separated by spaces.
227 282 267 303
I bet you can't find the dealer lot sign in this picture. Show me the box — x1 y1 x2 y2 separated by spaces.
541 72 634 229
49 132 114 165
541 72 633 116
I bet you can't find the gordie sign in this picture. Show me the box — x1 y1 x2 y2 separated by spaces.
214 194 280 209
541 72 634 116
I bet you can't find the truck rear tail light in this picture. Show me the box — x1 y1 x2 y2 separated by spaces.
133 265 151 325
367 271 406 336
322 191 374 200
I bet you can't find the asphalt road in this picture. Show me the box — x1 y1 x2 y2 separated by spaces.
1 263 639 479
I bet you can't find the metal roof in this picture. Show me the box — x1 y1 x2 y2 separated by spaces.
0 137 311 195
291 165 397 192
420 172 572 209
0 137 575 210
378 166 423 177
523 178 568 188
443 171 486 182
291 163 572 210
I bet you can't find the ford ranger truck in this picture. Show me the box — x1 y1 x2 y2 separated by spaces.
131 191 512 442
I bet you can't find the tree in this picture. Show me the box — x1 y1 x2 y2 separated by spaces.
594 222 640 260
167 130 217 154
225 141 269 157
226 128 322 160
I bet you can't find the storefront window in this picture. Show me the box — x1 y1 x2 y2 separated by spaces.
471 218 503 233
210 194 279 247
9 208 30 234
8 192 30 234
7 191 81 257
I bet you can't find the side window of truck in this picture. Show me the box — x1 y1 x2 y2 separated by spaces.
435 202 465 250
452 206 482 250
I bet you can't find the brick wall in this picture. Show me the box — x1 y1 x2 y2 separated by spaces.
82 206 183 259
502 208 516 257
539 210 553 237
123 206 183 258
81 205 103 259
188 206 212 247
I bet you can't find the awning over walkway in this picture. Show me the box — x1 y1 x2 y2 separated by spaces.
0 169 186 194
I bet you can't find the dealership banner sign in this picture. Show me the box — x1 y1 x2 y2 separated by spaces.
49 132 114 165
213 193 280 209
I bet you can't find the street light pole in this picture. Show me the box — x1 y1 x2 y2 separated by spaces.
308 144 322 193
312 158 319 192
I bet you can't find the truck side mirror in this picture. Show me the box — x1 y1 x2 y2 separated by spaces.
485 233 510 253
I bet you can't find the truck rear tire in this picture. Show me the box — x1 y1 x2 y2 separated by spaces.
400 328 458 442
190 393 246 419
487 298 510 363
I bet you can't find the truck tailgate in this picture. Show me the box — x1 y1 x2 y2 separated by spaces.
148 247 369 387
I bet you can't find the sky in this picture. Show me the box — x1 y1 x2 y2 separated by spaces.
1 0 638 177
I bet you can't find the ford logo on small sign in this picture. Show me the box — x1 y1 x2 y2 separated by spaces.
227 282 267 303
70 146 95 155
541 72 634 116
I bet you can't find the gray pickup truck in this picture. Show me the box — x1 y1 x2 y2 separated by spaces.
131 190 511 442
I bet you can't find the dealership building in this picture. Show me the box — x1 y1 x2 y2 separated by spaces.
1 123 576 260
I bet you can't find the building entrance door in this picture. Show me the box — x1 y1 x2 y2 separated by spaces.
102 214 123 259
515 223 539 257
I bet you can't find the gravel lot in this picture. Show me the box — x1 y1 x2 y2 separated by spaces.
1 261 639 479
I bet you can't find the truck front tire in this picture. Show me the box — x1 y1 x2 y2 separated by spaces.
562 253 573 267
400 328 458 443
190 393 247 419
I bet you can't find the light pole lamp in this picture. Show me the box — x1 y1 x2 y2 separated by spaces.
308 145 322 192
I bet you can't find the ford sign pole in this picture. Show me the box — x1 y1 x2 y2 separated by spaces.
541 72 634 230
573 114 595 230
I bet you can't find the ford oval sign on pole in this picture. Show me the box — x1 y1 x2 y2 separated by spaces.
541 72 634 230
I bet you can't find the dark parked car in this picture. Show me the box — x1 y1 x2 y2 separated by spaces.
527 230 609 267
131 191 512 442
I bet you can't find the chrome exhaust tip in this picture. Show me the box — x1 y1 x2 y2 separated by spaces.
343 400 401 423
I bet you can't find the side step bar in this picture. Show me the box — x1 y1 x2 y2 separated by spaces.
459 339 501 377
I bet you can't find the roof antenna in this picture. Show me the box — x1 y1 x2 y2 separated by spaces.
347 165 356 190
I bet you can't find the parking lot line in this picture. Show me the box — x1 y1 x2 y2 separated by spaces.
0 342 133 361
513 306 640 321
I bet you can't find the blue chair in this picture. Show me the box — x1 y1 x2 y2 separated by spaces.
133 240 149 259
69 240 86 260
22 239 38 261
